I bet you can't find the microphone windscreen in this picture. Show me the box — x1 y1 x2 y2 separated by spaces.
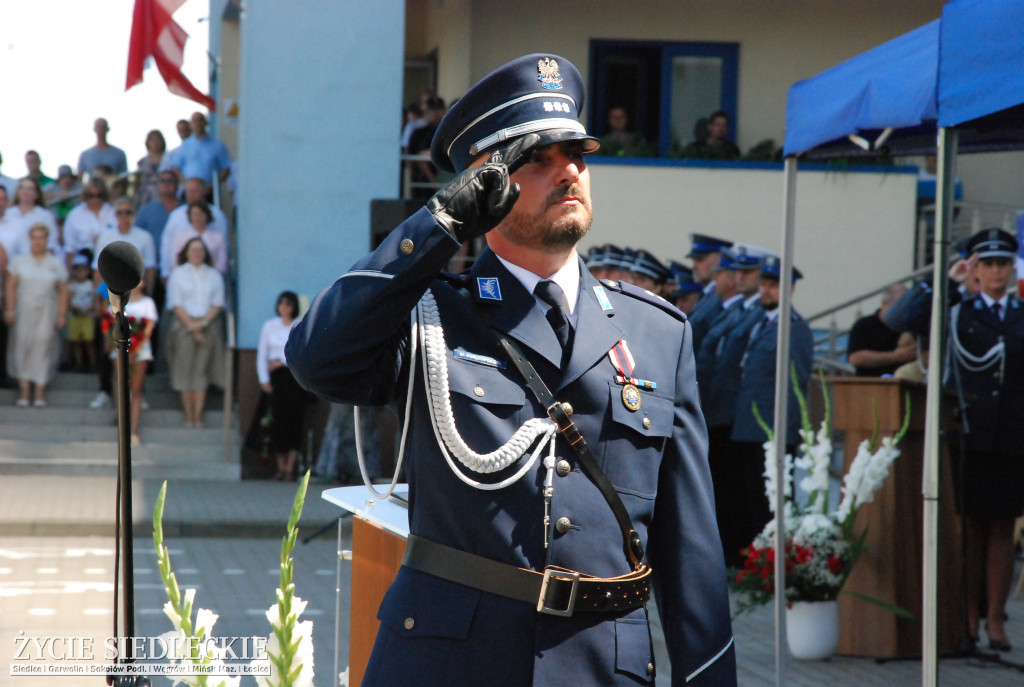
97 241 145 295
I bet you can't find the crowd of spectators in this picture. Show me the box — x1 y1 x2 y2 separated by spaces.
0 113 233 439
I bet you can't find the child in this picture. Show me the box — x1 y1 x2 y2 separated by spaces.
66 252 97 372
109 282 158 445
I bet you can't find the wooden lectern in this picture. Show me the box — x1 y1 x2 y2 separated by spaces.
323 487 409 687
829 378 962 657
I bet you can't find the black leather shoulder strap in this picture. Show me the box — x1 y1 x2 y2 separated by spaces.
495 332 645 569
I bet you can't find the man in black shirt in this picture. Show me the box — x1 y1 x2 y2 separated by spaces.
847 283 916 376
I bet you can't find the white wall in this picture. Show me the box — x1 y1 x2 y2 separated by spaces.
585 162 918 325
236 0 405 348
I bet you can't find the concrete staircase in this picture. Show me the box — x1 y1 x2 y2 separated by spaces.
0 371 240 481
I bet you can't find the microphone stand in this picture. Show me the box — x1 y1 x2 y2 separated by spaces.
107 291 150 687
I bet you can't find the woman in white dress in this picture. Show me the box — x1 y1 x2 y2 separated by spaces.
165 237 225 428
3 224 68 406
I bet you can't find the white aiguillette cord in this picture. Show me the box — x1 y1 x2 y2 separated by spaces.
354 289 556 498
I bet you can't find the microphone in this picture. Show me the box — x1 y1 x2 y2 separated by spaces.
98 242 145 312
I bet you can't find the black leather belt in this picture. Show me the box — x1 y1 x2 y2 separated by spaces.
402 534 651 617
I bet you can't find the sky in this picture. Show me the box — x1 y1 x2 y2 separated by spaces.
0 0 211 178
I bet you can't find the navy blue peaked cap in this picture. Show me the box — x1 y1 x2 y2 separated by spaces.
761 255 803 282
431 53 600 173
967 228 1017 259
687 233 732 259
712 249 738 272
630 250 672 283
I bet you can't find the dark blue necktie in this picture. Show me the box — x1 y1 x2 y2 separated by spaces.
992 302 1003 321
535 280 572 351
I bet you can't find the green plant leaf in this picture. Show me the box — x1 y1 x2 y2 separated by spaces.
840 590 917 620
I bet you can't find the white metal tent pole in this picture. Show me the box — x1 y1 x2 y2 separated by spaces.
773 155 798 686
922 126 957 687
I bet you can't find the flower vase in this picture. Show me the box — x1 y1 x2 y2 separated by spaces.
786 600 839 660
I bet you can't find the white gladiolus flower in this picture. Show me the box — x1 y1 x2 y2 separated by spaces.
194 607 219 637
259 596 315 687
163 601 182 630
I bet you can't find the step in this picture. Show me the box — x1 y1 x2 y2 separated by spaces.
0 405 228 428
0 439 240 480
0 388 219 409
0 422 226 444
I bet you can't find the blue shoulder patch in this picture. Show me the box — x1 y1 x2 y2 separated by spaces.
476 277 502 301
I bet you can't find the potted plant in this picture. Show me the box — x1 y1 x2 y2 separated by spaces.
731 373 911 660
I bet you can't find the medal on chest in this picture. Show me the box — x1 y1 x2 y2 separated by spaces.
608 340 655 411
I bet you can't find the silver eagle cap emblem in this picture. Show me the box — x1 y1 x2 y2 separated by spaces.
537 57 563 90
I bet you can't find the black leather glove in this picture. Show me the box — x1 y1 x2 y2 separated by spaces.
427 133 541 243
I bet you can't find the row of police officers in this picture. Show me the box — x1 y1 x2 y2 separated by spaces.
668 234 813 567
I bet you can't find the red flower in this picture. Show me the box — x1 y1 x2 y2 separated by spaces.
828 556 843 574
760 567 771 579
795 547 813 565
736 571 747 583
766 548 776 564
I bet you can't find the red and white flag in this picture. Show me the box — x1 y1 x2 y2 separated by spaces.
126 0 216 110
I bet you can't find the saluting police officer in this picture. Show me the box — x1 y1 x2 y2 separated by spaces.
945 228 1024 652
287 54 736 686
728 255 813 558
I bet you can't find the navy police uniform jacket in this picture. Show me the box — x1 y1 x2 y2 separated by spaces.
286 208 736 686
730 310 813 447
699 302 765 429
948 295 1024 455
686 287 721 353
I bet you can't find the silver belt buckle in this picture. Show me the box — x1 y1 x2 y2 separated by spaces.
537 568 580 617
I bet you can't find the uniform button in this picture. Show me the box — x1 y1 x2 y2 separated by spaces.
992 390 999 397
473 386 485 397
561 402 573 416
403 617 415 630
646 662 654 675
556 517 572 534
400 238 415 254
556 460 571 477
642 417 651 429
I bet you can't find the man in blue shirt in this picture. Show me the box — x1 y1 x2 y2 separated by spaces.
77 118 128 180
166 112 232 186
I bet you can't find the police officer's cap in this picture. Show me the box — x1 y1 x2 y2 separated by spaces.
585 245 607 269
761 255 803 282
616 247 638 271
669 264 703 293
431 54 600 174
687 233 733 259
731 243 770 270
712 249 738 272
602 244 624 269
966 228 1018 260
630 250 672 283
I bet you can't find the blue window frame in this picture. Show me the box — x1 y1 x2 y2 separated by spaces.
589 40 739 157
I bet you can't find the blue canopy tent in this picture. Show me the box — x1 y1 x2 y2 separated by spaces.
768 1 1024 684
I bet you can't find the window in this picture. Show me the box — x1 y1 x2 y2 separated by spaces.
589 40 739 157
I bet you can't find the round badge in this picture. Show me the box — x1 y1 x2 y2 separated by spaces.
621 383 641 412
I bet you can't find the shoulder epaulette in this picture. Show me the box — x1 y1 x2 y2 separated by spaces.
437 270 471 287
606 279 688 323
